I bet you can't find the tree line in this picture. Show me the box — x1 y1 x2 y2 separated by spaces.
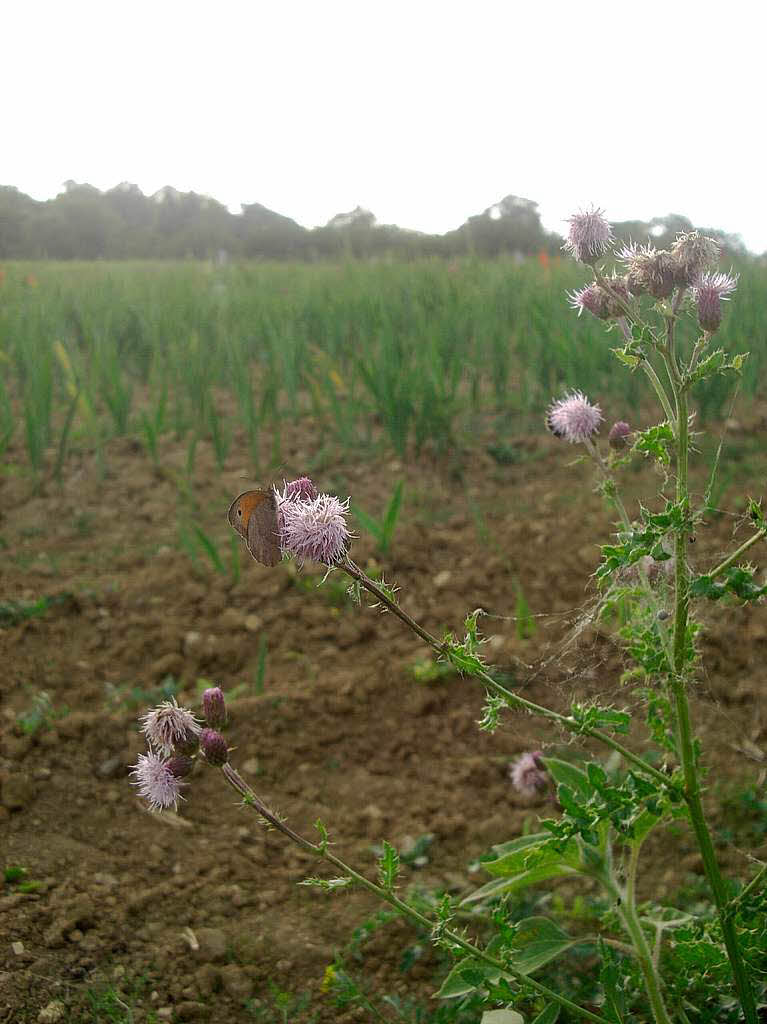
0 182 749 261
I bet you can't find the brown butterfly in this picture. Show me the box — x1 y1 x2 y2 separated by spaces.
227 489 281 566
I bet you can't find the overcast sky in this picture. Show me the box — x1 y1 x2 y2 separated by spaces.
4 1 766 250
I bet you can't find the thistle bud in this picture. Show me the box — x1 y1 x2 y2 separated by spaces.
202 686 227 729
618 243 675 299
166 754 195 779
200 728 229 766
670 231 720 287
691 272 738 333
283 477 318 502
608 421 631 449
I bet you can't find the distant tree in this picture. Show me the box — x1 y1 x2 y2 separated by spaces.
0 181 756 262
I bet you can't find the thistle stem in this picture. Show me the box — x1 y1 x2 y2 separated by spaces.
341 558 676 792
220 763 611 1024
669 381 757 1024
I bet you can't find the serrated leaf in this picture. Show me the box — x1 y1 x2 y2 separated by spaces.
377 840 399 890
509 917 578 975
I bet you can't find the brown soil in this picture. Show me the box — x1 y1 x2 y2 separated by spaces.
2 413 766 1023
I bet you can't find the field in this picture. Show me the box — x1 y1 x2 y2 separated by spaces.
2 259 767 1023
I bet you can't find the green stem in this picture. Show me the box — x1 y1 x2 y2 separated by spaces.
614 309 676 430
731 862 767 910
341 558 675 792
620 840 672 1024
670 383 757 1024
221 764 611 1024
707 528 767 581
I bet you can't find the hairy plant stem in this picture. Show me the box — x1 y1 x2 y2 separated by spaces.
667 357 757 1024
220 763 611 1024
341 557 675 792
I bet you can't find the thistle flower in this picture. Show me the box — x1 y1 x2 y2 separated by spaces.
670 231 721 286
608 421 632 449
202 687 227 729
280 492 351 566
129 751 187 810
562 208 613 264
140 699 201 756
546 391 603 444
200 728 229 766
691 271 738 333
567 283 611 319
510 751 548 798
618 243 675 299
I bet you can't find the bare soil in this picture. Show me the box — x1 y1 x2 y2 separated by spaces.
2 411 766 1022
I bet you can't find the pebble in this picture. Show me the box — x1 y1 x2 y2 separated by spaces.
37 1002 66 1023
1 774 35 811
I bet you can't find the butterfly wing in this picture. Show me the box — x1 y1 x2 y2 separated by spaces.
227 489 281 566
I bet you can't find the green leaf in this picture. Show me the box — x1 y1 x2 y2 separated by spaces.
509 917 578 975
531 1005 560 1024
461 862 578 905
377 840 399 890
481 834 581 878
352 503 384 543
435 939 509 998
542 758 591 800
480 833 551 874
482 1012 525 1024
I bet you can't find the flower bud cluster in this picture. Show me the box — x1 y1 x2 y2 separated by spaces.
130 688 231 810
563 206 736 335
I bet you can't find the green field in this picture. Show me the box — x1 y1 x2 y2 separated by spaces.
1 258 764 475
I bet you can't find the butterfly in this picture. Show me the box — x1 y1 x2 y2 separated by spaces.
227 489 281 566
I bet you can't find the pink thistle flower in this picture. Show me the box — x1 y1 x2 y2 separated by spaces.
562 208 613 264
567 283 611 319
200 728 229 766
280 492 351 566
510 751 548 798
691 271 738 333
546 391 603 444
129 751 187 810
670 231 721 287
140 699 201 757
202 687 227 729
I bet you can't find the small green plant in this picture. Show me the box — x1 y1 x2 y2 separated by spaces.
410 656 456 684
246 983 317 1023
513 582 535 640
353 479 405 557
16 689 68 734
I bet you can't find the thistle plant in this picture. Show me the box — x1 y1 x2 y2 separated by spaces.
131 213 767 1023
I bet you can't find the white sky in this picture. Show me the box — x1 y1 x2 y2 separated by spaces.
4 1 766 251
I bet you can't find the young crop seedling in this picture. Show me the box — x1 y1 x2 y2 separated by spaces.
131 210 766 1023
